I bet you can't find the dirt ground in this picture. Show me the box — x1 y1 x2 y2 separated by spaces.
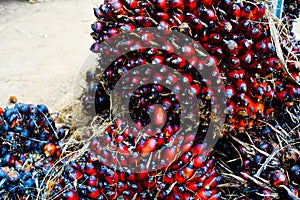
0 0 100 112
0 0 299 112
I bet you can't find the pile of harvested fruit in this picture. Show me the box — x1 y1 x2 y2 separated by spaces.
1 0 300 199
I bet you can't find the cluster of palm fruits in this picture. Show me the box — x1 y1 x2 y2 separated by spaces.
214 102 300 199
86 0 300 133
0 104 66 199
76 0 300 199
49 143 221 200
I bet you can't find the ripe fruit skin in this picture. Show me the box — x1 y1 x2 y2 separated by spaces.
271 170 288 187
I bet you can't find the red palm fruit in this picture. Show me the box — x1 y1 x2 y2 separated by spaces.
228 56 240 69
224 39 238 55
87 176 98 187
191 17 204 32
218 20 233 33
170 0 184 10
163 171 175 185
132 8 145 15
140 32 153 46
155 12 170 21
199 29 209 43
123 0 138 9
184 12 196 23
182 141 193 153
141 137 157 154
246 75 259 88
117 142 129 154
248 27 261 40
254 102 264 116
106 190 118 199
190 83 201 96
3 154 15 166
184 0 197 11
163 124 175 138
271 170 287 187
119 23 135 32
143 16 156 27
171 9 184 22
193 143 209 155
175 169 188 184
210 46 224 59
229 3 241 18
195 188 214 200
186 181 203 192
192 154 207 168
209 34 223 45
136 167 148 181
248 62 262 72
182 192 195 199
155 133 164 147
182 45 195 57
91 22 105 33
166 194 181 200
239 39 252 52
254 2 266 19
254 41 267 54
161 43 174 53
239 19 251 32
106 170 119 185
93 8 104 19
208 192 221 200
87 187 100 199
143 176 156 188
199 0 212 8
235 79 247 92
240 5 252 19
240 51 253 65
111 1 126 13
225 85 235 100
226 70 240 80
276 90 288 102
85 163 97 176
163 146 178 162
202 8 217 22
203 176 222 190
152 0 168 11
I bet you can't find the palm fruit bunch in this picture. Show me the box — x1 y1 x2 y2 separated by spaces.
74 0 300 199
214 101 300 199
0 103 66 199
47 143 221 199
85 0 300 132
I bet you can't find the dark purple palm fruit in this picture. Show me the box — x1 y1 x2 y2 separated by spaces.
282 0 300 33
214 101 300 199
0 103 67 199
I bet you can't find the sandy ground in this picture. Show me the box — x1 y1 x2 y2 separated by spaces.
0 0 100 112
0 0 299 112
